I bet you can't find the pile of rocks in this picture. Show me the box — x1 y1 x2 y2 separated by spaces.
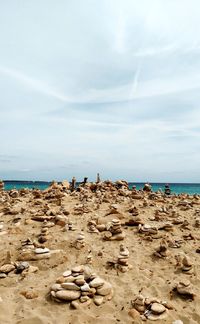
38 223 51 243
181 256 193 274
172 280 195 299
87 220 99 233
50 265 113 307
131 295 170 321
73 232 86 249
153 239 169 258
116 245 130 272
103 219 125 241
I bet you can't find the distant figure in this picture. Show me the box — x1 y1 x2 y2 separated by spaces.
83 177 88 185
71 176 76 191
164 184 171 196
96 173 100 183
143 183 152 192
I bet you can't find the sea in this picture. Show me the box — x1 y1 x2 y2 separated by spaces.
3 181 200 195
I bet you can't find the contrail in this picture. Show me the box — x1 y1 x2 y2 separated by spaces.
129 60 142 100
0 66 72 103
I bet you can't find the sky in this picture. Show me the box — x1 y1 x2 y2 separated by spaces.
0 0 200 182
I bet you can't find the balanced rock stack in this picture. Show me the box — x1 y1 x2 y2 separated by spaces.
103 219 125 241
172 280 195 299
50 265 113 307
181 256 193 274
154 239 169 258
38 223 50 243
73 232 86 249
67 221 76 231
131 295 169 321
87 220 99 233
116 245 130 272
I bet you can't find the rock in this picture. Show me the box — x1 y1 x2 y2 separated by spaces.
35 247 50 254
151 302 166 314
89 277 105 288
51 284 63 292
96 282 112 296
61 283 80 291
55 290 81 301
20 290 39 299
81 283 90 292
0 264 15 274
70 300 80 309
63 270 72 277
93 295 104 306
72 265 84 273
128 309 140 319
0 273 7 278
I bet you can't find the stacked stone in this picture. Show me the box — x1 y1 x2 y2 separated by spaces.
74 232 85 249
67 221 76 231
50 265 113 307
181 256 193 274
131 295 169 321
104 219 125 241
173 280 195 299
116 245 130 272
38 222 50 243
87 220 99 233
154 239 169 258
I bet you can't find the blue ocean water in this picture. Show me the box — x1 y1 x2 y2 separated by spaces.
2 181 200 195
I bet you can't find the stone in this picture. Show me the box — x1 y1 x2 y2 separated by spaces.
80 283 90 292
0 273 7 278
55 290 81 301
61 283 80 291
89 277 105 288
72 265 84 273
51 284 63 292
151 302 166 314
20 290 38 299
93 295 104 306
35 247 50 254
63 270 72 277
96 282 112 296
128 309 140 319
0 264 15 274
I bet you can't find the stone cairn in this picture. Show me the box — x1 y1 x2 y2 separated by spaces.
73 232 86 249
38 222 51 243
181 255 193 274
153 239 169 258
50 265 113 307
103 219 125 241
131 295 170 321
171 280 195 299
87 220 99 233
107 245 130 272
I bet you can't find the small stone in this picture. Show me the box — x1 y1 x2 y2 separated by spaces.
55 290 81 301
63 270 72 277
51 284 63 292
81 283 90 292
89 277 105 288
35 247 50 254
70 300 80 309
151 302 166 314
80 296 90 303
128 309 140 319
72 265 84 273
0 273 7 278
93 295 104 306
20 290 38 299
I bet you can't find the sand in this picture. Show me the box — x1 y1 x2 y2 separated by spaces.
0 180 200 324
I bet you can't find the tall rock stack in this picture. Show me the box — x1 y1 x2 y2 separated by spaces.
116 245 130 272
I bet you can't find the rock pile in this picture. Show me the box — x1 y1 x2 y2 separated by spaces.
73 232 86 249
103 219 125 241
172 280 195 299
131 295 170 321
50 265 113 307
154 239 169 258
181 256 193 274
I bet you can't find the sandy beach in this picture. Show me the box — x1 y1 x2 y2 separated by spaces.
0 179 200 324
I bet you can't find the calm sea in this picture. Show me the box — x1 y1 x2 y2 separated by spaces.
2 181 200 195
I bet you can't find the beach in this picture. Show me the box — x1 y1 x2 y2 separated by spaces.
0 179 200 324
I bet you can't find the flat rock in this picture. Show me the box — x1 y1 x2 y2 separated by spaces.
61 282 80 291
89 277 105 288
0 264 15 274
55 290 81 301
151 303 166 314
35 247 50 254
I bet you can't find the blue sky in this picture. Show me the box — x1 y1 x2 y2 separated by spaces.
0 0 200 182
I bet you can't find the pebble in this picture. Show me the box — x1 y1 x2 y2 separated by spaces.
89 277 105 288
96 282 112 296
151 302 166 314
93 295 104 306
63 270 72 277
61 283 80 291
